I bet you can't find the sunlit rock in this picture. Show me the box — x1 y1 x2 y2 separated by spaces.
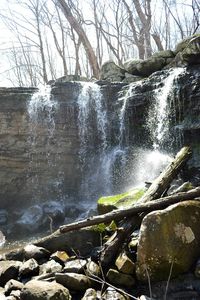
115 252 135 275
55 273 92 291
0 260 22 287
20 279 71 300
136 200 200 281
106 268 135 288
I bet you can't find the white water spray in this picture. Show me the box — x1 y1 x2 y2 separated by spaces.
148 68 185 150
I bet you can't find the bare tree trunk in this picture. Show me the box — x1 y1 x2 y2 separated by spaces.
57 0 100 78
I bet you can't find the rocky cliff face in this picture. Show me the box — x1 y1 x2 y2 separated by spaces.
0 65 200 215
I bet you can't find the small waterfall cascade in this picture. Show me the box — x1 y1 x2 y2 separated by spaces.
147 67 185 150
134 68 186 185
27 85 60 202
77 82 111 201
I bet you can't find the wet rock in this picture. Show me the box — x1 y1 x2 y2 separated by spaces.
19 258 39 277
43 201 65 224
50 251 69 264
23 244 50 261
40 260 63 274
123 73 143 83
15 205 44 234
64 259 87 273
115 252 135 275
81 288 97 300
0 261 22 287
106 269 135 288
102 287 130 299
86 260 100 277
136 201 200 281
55 272 92 291
194 259 200 278
100 61 125 82
0 210 8 225
20 279 71 300
4 279 24 296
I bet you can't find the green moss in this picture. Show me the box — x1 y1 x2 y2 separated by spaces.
98 186 146 214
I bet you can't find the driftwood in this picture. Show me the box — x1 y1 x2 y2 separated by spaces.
59 187 200 233
99 146 192 267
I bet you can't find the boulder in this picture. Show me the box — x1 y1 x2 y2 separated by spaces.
136 57 166 76
20 279 71 300
115 252 135 275
152 50 175 59
0 261 22 287
103 287 130 299
136 200 200 281
40 260 63 275
81 288 97 300
86 260 100 277
19 258 39 277
4 279 24 296
175 34 199 54
100 61 125 82
64 259 87 273
23 244 50 261
50 251 69 264
55 272 92 291
98 186 146 214
106 269 135 288
15 205 44 234
123 59 142 75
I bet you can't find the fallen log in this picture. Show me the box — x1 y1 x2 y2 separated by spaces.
59 187 200 233
99 146 192 267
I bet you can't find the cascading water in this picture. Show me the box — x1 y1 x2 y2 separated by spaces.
27 85 61 202
134 68 186 185
147 67 185 150
77 82 111 201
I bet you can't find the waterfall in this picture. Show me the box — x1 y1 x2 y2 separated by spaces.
27 85 60 202
147 67 185 150
77 82 111 201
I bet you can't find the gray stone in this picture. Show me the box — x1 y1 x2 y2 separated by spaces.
15 206 44 234
5 279 24 296
136 201 200 282
0 261 22 287
81 288 97 300
19 258 39 277
10 290 21 299
20 279 71 300
100 61 125 82
123 73 143 83
64 258 87 273
152 50 175 59
106 269 135 288
102 287 130 299
86 260 100 277
40 260 63 274
55 272 92 291
136 57 166 76
123 59 142 75
23 244 50 261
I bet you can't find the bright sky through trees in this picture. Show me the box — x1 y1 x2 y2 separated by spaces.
0 0 199 86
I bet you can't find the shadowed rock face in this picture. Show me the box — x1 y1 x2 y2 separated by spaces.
0 66 200 215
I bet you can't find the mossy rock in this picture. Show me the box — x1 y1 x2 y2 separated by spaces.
152 50 175 59
97 187 146 214
175 34 200 54
136 57 166 76
136 200 200 282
